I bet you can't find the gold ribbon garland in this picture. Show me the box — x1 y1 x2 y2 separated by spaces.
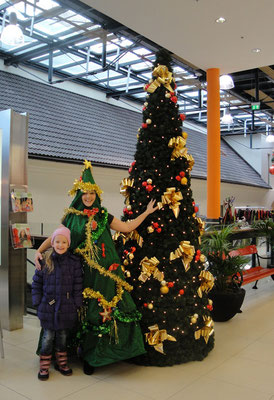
138 256 164 283
145 65 175 94
120 178 134 205
158 187 183 218
145 324 177 354
197 270 215 298
170 241 195 272
168 136 187 160
194 316 214 344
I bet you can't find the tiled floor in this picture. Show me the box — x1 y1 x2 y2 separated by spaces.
1 278 274 400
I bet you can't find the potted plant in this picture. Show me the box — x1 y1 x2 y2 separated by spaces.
201 224 248 322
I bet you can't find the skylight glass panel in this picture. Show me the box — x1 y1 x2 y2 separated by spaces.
139 72 151 79
34 18 72 36
132 93 146 99
131 62 151 71
109 77 136 87
50 53 83 67
61 64 89 75
134 48 153 56
118 52 139 64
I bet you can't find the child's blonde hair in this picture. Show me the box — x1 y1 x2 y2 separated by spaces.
42 249 54 274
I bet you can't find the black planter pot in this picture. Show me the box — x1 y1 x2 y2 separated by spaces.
208 288 246 322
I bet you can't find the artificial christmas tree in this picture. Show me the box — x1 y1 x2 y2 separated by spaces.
115 49 215 366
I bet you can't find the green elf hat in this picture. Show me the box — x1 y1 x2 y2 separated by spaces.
68 160 103 199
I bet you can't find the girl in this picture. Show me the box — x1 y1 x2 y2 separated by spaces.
35 160 157 375
32 226 83 381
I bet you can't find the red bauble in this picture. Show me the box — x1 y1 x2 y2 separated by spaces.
269 165 274 175
128 211 133 215
123 250 129 255
175 175 181 181
130 247 136 253
146 184 153 192
131 161 136 166
180 113 186 121
207 305 213 311
153 222 159 228
171 96 178 103
194 206 199 213
143 303 148 308
180 171 185 177
123 207 128 214
174 84 177 89
128 167 132 173
195 255 200 261
167 282 174 288
142 181 148 187
179 289 185 295
196 249 201 255
156 228 162 233
142 123 148 129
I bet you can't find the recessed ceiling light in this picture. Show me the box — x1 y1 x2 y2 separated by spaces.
215 17 226 23
252 48 261 53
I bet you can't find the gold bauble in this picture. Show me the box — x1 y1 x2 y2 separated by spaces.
191 317 197 324
200 254 206 263
144 102 148 107
125 270 131 278
181 177 188 185
148 303 154 310
146 119 152 124
182 131 188 139
161 280 167 286
208 299 213 306
160 286 169 294
165 93 171 98
194 313 198 318
147 178 152 184
127 205 132 210
128 253 134 260
123 259 129 266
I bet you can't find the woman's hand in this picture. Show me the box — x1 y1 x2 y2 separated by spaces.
145 199 158 215
35 251 43 270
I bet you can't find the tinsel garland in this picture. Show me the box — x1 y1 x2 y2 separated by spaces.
113 309 142 323
76 309 143 342
63 207 108 241
82 282 124 309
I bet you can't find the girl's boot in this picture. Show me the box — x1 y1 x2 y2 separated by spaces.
54 351 72 376
38 354 52 380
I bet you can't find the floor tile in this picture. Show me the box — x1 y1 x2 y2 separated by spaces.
167 376 271 400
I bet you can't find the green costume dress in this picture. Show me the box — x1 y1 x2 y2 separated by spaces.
62 161 145 367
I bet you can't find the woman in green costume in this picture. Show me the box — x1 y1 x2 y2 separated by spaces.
35 160 157 375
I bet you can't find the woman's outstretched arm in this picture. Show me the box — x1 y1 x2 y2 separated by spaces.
110 199 158 233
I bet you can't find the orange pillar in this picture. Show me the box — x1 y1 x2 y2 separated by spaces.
206 68 220 220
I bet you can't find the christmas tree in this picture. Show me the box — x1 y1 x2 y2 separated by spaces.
115 50 215 366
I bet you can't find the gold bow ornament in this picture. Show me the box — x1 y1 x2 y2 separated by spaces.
112 230 143 248
170 241 195 272
139 256 164 283
120 178 134 204
145 324 177 354
168 135 187 160
157 187 183 218
194 316 214 344
197 270 215 298
144 65 175 94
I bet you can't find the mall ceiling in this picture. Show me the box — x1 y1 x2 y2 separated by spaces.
0 0 273 136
